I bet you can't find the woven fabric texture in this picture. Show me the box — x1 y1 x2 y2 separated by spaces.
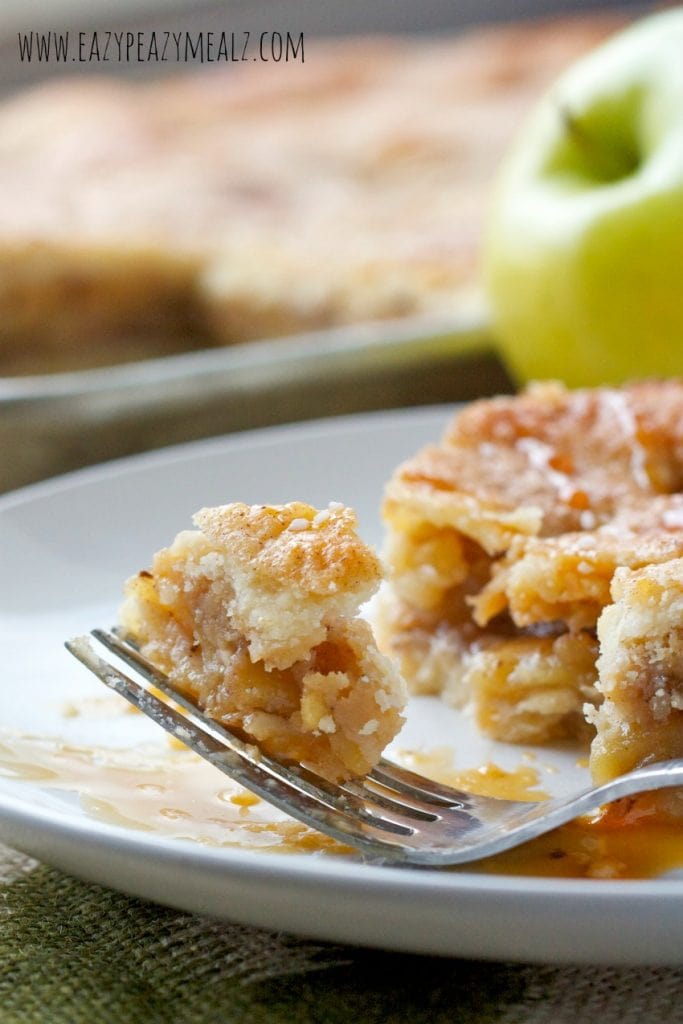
1 842 683 1024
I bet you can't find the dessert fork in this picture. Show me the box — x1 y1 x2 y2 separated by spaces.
66 629 683 867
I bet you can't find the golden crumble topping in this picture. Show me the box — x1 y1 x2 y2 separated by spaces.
472 495 683 633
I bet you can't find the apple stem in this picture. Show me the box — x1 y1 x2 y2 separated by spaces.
559 104 639 184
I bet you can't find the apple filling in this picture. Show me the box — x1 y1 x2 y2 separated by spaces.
120 501 406 783
377 380 683 783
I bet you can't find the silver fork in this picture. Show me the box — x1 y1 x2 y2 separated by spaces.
66 629 683 867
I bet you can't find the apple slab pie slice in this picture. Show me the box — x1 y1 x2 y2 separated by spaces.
377 379 683 769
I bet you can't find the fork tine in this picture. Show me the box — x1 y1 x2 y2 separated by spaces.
66 635 436 857
341 778 440 822
370 759 478 807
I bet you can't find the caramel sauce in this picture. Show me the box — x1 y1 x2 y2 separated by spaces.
475 814 683 880
0 735 349 856
398 746 549 801
1 733 682 879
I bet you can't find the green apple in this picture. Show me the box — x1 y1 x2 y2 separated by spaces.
484 9 683 387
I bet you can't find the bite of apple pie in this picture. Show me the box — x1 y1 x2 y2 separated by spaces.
120 501 406 783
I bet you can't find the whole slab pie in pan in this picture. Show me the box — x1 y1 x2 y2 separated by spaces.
0 14 623 375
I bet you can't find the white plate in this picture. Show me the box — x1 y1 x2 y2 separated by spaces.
1 407 682 966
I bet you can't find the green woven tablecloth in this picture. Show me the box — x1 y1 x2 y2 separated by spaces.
2 843 683 1024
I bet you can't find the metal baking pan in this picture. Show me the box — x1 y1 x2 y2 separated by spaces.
1 0 550 492
0 307 508 493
